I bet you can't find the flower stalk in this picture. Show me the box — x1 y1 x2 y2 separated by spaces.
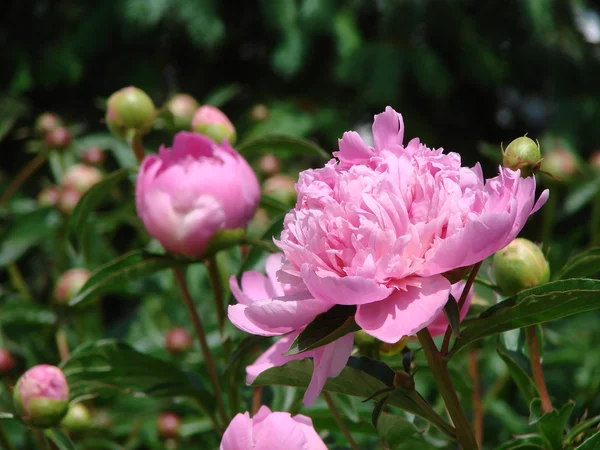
526 326 553 413
323 392 360 450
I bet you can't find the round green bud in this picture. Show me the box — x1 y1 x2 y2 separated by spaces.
493 238 550 296
166 94 199 130
106 87 156 137
60 403 91 432
502 136 542 178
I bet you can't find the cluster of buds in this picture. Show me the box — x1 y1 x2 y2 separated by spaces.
40 164 103 215
35 112 72 151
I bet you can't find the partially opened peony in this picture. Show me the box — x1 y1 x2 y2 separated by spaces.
228 254 353 406
273 106 548 343
136 132 260 257
221 406 327 450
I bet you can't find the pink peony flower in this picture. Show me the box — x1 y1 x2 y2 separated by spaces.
221 406 327 450
275 106 548 344
136 132 260 257
228 254 354 406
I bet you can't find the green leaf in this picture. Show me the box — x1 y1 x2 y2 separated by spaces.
69 250 190 307
535 401 575 450
566 415 600 443
203 84 242 108
224 335 268 373
377 414 426 450
285 305 359 356
74 133 137 169
0 300 57 330
575 429 600 449
61 340 214 410
44 428 77 450
69 168 133 244
260 194 292 214
372 394 389 428
443 294 461 336
238 215 285 275
497 347 538 404
563 179 600 216
448 279 600 357
0 413 14 420
253 357 455 438
237 135 329 161
557 248 600 280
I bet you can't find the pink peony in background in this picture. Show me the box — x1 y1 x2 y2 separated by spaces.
228 254 354 406
220 406 327 450
136 132 260 257
275 106 548 343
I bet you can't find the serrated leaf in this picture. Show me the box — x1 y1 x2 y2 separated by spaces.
557 248 600 280
69 168 133 244
575 429 600 449
69 250 190 307
237 135 329 161
285 305 359 356
449 279 600 357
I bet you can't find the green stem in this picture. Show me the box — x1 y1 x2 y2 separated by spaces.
323 392 360 450
473 277 502 293
173 267 228 428
0 153 47 207
417 329 479 449
127 131 145 165
526 326 553 413
207 256 226 335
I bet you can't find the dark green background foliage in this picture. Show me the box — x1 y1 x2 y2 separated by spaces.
2 1 600 449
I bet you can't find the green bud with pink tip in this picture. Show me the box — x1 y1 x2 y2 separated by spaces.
493 238 550 296
106 86 156 138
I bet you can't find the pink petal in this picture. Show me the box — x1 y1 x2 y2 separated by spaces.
356 275 451 343
227 304 285 337
292 415 328 450
246 332 305 384
253 413 308 450
241 271 271 302
265 254 285 297
301 264 393 305
229 276 255 306
244 293 330 331
333 131 373 163
220 412 253 450
532 189 549 214
372 106 404 152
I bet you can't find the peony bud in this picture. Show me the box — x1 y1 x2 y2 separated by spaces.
0 349 15 374
81 146 106 166
166 94 199 130
60 403 91 432
106 86 156 138
63 164 102 194
13 365 69 428
249 104 269 122
262 174 297 204
539 137 578 182
54 269 91 304
493 238 550 296
165 328 193 355
35 112 62 135
136 132 260 258
502 136 542 178
57 187 82 215
37 186 62 207
221 407 327 450
257 153 281 177
157 412 181 439
44 126 72 150
191 106 236 144
590 151 600 171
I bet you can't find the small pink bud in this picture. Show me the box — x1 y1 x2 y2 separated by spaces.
44 127 72 150
57 186 82 214
63 164 103 194
590 151 600 170
157 412 181 439
37 186 62 207
14 365 69 428
0 349 15 374
249 104 269 122
165 328 193 354
136 132 260 257
262 174 297 204
35 112 62 135
55 269 91 304
81 146 106 165
106 86 156 138
191 106 236 144
257 153 281 177
166 94 199 130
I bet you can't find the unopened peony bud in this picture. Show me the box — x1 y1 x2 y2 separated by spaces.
60 403 91 432
14 365 69 428
166 94 199 130
63 164 102 194
157 412 181 439
263 174 297 204
37 186 62 207
106 87 156 138
81 146 106 165
136 132 260 257
493 238 550 296
502 136 542 178
165 328 193 354
0 349 15 374
35 113 62 135
57 187 82 214
44 126 72 150
590 151 600 171
540 137 578 182
257 153 281 177
55 269 91 304
250 104 269 122
191 106 236 144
